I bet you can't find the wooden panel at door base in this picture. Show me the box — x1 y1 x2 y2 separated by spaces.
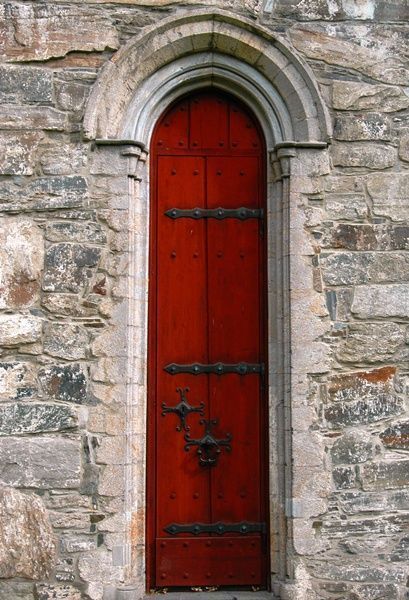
156 536 263 587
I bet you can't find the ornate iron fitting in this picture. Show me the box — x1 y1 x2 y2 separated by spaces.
161 387 205 432
165 207 263 220
184 418 232 467
164 362 264 376
164 521 266 536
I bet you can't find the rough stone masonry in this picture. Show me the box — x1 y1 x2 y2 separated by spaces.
0 0 409 599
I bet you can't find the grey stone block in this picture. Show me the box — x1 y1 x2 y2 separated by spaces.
336 323 405 363
0 435 81 488
44 322 88 360
321 252 409 286
39 363 91 405
352 284 409 319
45 221 106 244
361 461 409 490
0 362 37 401
0 403 77 435
43 243 101 292
0 66 53 104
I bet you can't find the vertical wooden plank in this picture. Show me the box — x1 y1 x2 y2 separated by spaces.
206 156 263 524
229 101 261 150
156 155 210 534
189 93 229 150
155 100 189 152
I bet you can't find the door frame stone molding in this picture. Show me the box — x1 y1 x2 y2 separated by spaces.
84 10 332 599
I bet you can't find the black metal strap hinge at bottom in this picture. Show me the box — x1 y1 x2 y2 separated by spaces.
165 207 264 220
164 521 266 536
165 362 264 376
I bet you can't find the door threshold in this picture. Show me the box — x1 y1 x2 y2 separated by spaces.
143 593 276 599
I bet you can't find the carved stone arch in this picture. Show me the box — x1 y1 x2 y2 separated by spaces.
84 9 331 145
84 11 332 599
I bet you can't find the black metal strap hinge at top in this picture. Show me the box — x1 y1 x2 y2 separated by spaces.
164 362 264 376
164 521 266 536
165 207 264 220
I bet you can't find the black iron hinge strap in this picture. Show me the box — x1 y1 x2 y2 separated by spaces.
164 521 266 536
165 207 264 220
164 362 264 376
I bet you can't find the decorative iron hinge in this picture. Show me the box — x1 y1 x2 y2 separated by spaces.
164 362 264 376
164 521 266 536
161 387 205 432
165 207 263 220
184 418 232 467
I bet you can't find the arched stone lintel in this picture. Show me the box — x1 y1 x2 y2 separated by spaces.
84 10 332 146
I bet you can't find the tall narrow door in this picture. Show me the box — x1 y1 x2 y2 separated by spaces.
148 90 268 589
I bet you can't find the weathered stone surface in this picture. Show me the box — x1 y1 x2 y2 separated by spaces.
350 583 399 599
331 143 396 169
337 323 405 363
399 130 409 163
0 436 81 488
311 562 407 583
334 114 391 141
0 176 87 213
35 584 82 600
40 145 87 176
275 0 376 20
325 195 368 221
0 403 77 435
0 581 34 600
361 461 409 490
325 395 403 428
339 490 409 514
326 367 402 426
321 252 409 286
389 537 409 562
44 323 88 360
0 4 119 62
78 550 121 584
0 66 53 104
380 422 409 450
0 362 37 401
41 293 99 317
333 81 409 112
323 224 378 251
43 244 101 293
325 288 352 322
333 466 356 489
49 511 91 530
0 484 55 578
321 223 409 252
0 107 67 131
367 173 409 221
39 363 90 405
0 217 44 309
0 314 42 346
331 432 373 465
45 222 106 244
55 80 90 113
290 24 409 85
328 367 396 399
352 284 409 319
60 535 97 553
0 132 44 175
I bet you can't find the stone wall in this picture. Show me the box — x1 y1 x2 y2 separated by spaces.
0 1 408 599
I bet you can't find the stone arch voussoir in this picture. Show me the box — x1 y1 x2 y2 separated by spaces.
84 10 331 146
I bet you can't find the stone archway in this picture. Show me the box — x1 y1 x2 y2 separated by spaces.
84 10 332 598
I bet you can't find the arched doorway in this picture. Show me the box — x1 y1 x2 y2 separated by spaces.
147 90 268 590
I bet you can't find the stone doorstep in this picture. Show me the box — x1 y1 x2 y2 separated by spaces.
142 593 275 600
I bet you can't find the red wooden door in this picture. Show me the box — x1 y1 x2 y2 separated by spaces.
148 90 268 590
